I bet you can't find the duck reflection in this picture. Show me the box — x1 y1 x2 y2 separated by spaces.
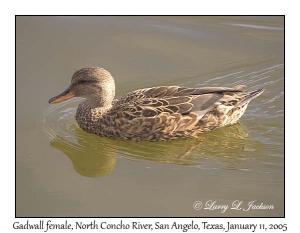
47 121 254 178
49 127 117 178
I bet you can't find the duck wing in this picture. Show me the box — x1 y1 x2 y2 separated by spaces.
118 85 247 103
110 93 234 140
117 85 248 118
109 85 265 141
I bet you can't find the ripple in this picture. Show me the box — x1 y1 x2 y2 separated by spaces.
42 96 276 177
224 23 284 31
42 63 284 177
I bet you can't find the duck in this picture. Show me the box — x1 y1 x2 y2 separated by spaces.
49 67 265 141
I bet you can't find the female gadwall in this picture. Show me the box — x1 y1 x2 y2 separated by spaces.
49 67 265 141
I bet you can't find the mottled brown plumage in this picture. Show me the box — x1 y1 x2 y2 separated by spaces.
49 67 265 141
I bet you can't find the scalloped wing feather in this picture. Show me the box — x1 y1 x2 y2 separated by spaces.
118 85 247 103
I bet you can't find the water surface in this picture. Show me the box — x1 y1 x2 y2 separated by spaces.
16 16 284 217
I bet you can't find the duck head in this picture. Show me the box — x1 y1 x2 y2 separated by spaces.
49 67 115 108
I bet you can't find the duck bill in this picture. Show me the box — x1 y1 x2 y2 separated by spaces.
49 88 75 104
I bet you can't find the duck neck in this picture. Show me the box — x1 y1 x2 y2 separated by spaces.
86 95 114 109
76 98 113 134
76 86 115 133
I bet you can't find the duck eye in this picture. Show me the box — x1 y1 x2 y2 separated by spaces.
78 80 88 84
78 79 95 84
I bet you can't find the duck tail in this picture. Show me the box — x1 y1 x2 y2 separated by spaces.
237 89 265 107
